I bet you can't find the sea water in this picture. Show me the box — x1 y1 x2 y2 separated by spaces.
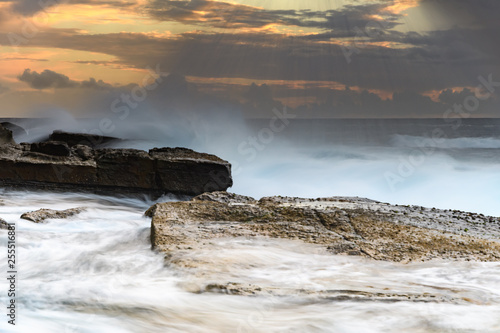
0 117 499 332
0 190 499 332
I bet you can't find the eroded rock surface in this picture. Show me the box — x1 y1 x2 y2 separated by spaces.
148 192 500 263
20 207 86 223
148 192 500 297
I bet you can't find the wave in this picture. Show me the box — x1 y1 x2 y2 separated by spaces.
391 134 500 149
3 113 500 216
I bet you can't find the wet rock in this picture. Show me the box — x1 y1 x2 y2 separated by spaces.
31 141 71 157
48 130 121 148
0 218 10 230
1 122 27 139
0 135 232 196
192 282 465 303
20 207 86 223
148 193 500 301
73 144 94 160
193 191 256 204
0 124 15 145
148 193 500 263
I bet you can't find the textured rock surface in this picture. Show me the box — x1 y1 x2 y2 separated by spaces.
0 140 232 196
48 130 121 148
148 192 500 263
20 207 86 223
148 192 500 297
0 217 10 229
0 124 15 145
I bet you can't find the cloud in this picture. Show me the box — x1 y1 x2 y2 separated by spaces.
4 25 497 95
293 86 500 118
5 67 500 119
18 68 117 90
146 0 299 29
1 0 499 115
145 0 401 33
0 0 135 16
18 69 79 89
80 77 114 89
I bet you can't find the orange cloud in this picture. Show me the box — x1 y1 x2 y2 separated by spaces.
384 0 420 15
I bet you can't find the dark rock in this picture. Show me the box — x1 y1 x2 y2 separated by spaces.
1 122 27 138
74 144 94 160
31 141 71 157
0 135 232 196
150 148 233 195
20 207 86 223
0 124 15 145
49 130 121 148
0 218 10 230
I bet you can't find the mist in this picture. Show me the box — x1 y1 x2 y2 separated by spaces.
7 104 500 217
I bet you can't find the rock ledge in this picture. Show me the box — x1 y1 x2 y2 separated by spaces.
0 129 233 196
148 192 500 263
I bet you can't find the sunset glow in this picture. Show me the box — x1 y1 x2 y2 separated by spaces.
0 0 498 118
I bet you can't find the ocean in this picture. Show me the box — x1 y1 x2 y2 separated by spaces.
0 117 499 332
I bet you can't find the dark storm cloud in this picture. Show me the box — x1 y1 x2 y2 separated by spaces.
1 0 498 116
302 3 400 34
293 87 499 118
18 69 79 89
146 0 400 33
146 0 308 28
10 67 500 118
18 68 116 90
3 25 497 94
80 77 115 89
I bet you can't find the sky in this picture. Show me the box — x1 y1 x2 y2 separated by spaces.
0 0 499 118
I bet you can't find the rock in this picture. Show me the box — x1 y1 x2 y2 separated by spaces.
189 282 464 302
0 218 11 230
148 193 500 263
73 144 94 160
148 148 233 195
0 124 15 145
20 207 86 223
147 193 500 300
48 130 121 148
31 141 71 157
193 191 256 204
0 135 232 196
1 122 27 138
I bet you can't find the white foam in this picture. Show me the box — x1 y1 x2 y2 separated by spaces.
1 191 499 332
